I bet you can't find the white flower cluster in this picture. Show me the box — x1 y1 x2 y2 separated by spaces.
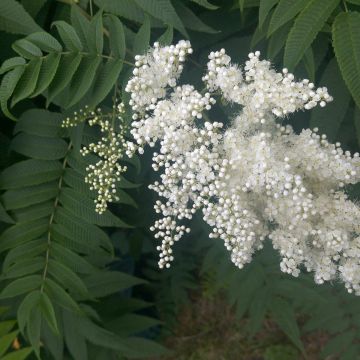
63 104 127 214
126 41 360 294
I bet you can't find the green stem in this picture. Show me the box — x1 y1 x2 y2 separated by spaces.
40 141 72 292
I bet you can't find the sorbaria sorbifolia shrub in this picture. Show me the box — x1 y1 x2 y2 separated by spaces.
65 41 360 295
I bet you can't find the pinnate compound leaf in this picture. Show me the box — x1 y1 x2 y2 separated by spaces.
71 6 91 51
0 330 19 357
333 11 360 109
17 290 41 333
1 348 33 360
284 0 340 70
158 26 173 46
0 0 42 35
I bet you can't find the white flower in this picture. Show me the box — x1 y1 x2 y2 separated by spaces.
126 41 360 294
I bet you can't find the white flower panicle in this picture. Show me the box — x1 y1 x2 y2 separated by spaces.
63 104 128 214
126 41 360 295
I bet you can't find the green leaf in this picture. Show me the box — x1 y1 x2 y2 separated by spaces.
106 15 126 59
48 260 90 298
11 201 53 223
3 239 47 271
15 109 64 138
259 0 278 28
44 278 80 312
190 0 218 9
0 330 19 357
94 0 145 24
89 10 104 54
84 271 144 298
117 337 169 358
51 242 95 275
31 53 61 98
134 0 187 37
26 306 41 354
0 219 48 253
39 292 59 334
0 66 25 120
26 32 63 52
1 348 33 360
158 26 173 46
355 107 360 147
0 202 14 224
107 314 161 336
284 0 340 70
321 331 355 358
270 297 305 353
333 11 360 109
133 15 150 55
12 39 42 59
3 257 43 279
0 320 16 337
17 290 41 333
46 53 82 106
0 275 43 299
53 21 83 51
2 182 58 210
65 56 102 108
59 188 131 227
303 46 315 81
310 59 351 141
246 286 269 337
346 0 360 4
89 59 122 108
173 2 218 34
0 159 62 190
71 6 91 51
267 21 293 59
11 133 68 160
0 57 26 75
0 0 42 35
11 58 42 106
268 0 308 36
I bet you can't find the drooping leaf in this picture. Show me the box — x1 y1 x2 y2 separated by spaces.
133 0 187 37
190 0 218 9
53 21 83 51
310 58 351 141
12 39 42 59
303 46 315 81
1 348 33 360
0 0 42 35
267 21 292 59
158 26 173 46
89 59 123 108
26 32 63 52
0 66 25 120
0 330 19 357
133 15 150 55
11 58 42 106
259 0 278 28
0 159 62 190
106 15 126 59
0 275 43 299
0 202 14 224
284 0 340 70
46 53 82 106
65 56 102 108
270 297 305 353
89 10 104 54
268 0 309 36
333 11 360 109
39 292 59 334
0 57 26 75
31 53 61 98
